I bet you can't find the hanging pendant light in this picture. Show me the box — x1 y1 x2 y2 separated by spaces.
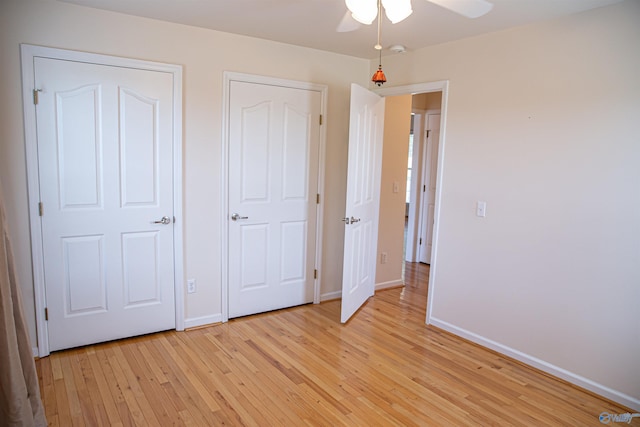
371 0 387 86
371 67 387 86
371 51 387 86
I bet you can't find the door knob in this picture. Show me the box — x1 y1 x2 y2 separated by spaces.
341 217 361 225
154 216 171 225
231 213 249 221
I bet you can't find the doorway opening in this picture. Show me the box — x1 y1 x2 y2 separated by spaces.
376 82 448 325
401 93 442 316
404 92 442 268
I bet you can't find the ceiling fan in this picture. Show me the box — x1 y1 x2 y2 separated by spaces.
337 0 494 32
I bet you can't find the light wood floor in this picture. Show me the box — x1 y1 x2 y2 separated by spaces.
37 262 630 426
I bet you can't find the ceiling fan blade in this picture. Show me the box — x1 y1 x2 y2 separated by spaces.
336 10 362 32
426 0 493 19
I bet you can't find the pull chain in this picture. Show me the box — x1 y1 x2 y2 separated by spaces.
371 0 387 86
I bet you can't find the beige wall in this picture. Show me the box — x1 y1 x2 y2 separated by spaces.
412 92 442 112
375 95 412 287
375 0 640 409
0 0 368 342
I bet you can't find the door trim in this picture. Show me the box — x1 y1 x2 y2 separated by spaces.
20 44 184 357
375 81 448 326
221 72 327 322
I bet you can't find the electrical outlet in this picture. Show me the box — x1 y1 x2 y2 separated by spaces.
381 252 388 264
187 279 196 294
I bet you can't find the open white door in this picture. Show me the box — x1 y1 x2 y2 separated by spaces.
340 84 385 323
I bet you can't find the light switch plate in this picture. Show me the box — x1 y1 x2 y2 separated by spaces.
476 201 487 217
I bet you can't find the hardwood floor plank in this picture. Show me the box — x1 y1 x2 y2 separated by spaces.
244 330 352 412
158 334 222 414
38 354 59 421
104 346 147 426
200 339 289 426
94 346 134 427
120 342 182 425
170 330 268 426
70 351 102 426
36 262 633 425
59 354 86 426
150 339 224 425
137 340 169 384
232 336 324 424
158 369 215 426
85 348 122 426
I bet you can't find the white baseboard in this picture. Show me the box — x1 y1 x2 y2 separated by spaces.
184 314 222 330
375 279 404 291
320 290 342 302
429 317 640 412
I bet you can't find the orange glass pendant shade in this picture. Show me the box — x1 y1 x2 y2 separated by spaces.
371 66 387 86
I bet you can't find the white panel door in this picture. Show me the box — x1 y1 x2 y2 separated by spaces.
228 81 321 318
35 57 176 351
340 84 385 323
418 113 441 264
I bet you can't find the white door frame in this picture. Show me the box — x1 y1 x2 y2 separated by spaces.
20 44 184 357
375 81 448 325
221 72 328 322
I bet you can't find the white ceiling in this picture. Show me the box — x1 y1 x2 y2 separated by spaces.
58 0 622 59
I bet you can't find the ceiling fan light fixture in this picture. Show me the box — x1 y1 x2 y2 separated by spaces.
381 0 413 24
345 0 377 25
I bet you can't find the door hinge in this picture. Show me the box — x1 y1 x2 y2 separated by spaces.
426 129 431 138
423 185 426 192
44 307 48 321
316 194 320 204
33 89 41 105
419 237 422 245
319 115 323 125
38 202 44 216
314 269 318 279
